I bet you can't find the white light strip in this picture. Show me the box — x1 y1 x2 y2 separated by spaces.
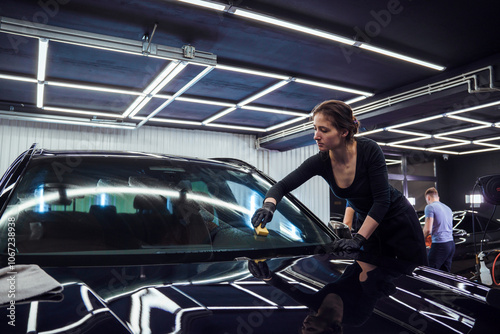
122 96 147 118
474 142 500 148
388 136 431 146
143 61 181 95
345 95 368 105
215 64 289 80
447 99 500 115
177 0 226 11
295 78 373 96
355 128 384 136
266 116 309 131
150 62 187 95
0 73 37 83
205 123 267 132
387 128 430 137
202 107 236 124
238 80 290 106
387 115 443 129
36 38 49 109
474 135 500 143
176 96 235 107
233 8 355 46
433 136 470 144
437 125 490 136
428 142 467 151
37 38 49 82
0 111 136 129
128 96 152 118
385 143 459 155
44 106 124 118
241 105 309 117
136 66 213 127
447 115 494 126
47 81 143 95
359 44 445 71
459 147 500 155
36 84 44 108
133 116 202 126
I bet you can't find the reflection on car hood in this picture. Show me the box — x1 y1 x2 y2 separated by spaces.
2 253 500 334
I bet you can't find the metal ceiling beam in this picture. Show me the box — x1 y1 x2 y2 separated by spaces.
0 16 217 66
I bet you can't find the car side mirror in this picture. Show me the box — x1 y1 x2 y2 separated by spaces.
328 221 352 239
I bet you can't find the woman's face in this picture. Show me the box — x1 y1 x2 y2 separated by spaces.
313 112 347 151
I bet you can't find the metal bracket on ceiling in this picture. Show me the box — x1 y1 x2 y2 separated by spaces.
182 45 196 59
142 23 158 56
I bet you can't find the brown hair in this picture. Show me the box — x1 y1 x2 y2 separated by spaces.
425 187 439 197
311 100 360 143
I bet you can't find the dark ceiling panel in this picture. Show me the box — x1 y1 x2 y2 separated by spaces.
0 34 37 76
46 41 168 88
220 108 295 128
45 85 135 113
154 100 223 121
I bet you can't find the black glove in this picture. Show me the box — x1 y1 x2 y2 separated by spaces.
332 233 366 252
251 202 276 228
248 260 272 280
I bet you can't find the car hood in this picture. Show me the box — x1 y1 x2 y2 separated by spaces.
2 253 500 334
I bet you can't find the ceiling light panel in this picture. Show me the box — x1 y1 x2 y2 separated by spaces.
46 40 170 88
136 98 224 122
185 67 279 101
211 107 298 129
45 84 137 114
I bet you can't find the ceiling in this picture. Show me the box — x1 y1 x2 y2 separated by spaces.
1 0 500 155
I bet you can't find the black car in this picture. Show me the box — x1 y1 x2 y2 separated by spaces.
1 145 500 333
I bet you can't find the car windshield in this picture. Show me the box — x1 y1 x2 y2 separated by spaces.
0 155 331 262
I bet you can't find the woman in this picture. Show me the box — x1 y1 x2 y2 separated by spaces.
252 100 427 265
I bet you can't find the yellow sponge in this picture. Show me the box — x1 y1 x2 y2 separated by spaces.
255 225 269 237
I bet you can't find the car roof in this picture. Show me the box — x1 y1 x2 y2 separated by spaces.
31 148 253 170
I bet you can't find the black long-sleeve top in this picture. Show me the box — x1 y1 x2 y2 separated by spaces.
266 262 377 326
266 137 406 224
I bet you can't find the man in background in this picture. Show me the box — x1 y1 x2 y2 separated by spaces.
423 187 455 272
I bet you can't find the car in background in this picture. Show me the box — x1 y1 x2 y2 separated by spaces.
1 145 500 333
418 210 500 278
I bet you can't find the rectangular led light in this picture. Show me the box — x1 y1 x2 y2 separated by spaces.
122 96 150 118
37 38 49 82
436 125 489 137
36 84 44 108
447 99 500 116
176 96 235 107
205 122 267 132
241 105 309 117
0 74 37 83
447 115 494 126
44 106 123 118
266 116 309 132
238 80 289 106
47 81 143 95
215 64 290 80
177 0 226 11
294 78 373 96
345 96 368 105
233 9 355 46
144 61 181 95
134 116 202 126
359 44 445 71
202 107 236 124
149 62 187 95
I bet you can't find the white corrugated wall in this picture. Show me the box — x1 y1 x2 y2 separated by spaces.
0 119 329 222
